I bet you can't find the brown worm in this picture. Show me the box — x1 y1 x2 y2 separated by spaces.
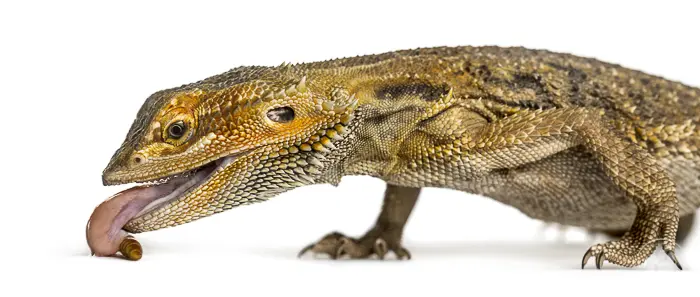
119 235 143 261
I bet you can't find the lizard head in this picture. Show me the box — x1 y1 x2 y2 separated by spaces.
101 66 357 233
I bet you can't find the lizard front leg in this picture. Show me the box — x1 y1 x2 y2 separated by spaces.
453 107 682 269
298 184 419 260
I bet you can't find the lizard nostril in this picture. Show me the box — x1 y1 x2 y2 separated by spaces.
132 155 143 164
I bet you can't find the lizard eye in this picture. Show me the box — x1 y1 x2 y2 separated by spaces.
267 106 295 123
167 121 187 139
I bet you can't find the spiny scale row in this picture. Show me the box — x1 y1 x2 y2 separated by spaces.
260 76 308 101
314 94 359 115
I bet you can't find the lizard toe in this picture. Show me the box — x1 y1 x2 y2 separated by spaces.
297 231 347 259
581 245 606 269
298 231 412 260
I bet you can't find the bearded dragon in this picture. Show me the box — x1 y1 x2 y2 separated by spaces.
100 46 700 269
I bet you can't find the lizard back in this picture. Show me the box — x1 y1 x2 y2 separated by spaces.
298 46 700 228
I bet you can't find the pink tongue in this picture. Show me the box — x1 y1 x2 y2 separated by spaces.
85 181 181 257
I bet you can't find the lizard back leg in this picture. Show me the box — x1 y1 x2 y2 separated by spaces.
463 145 696 245
597 213 695 244
390 107 682 269
576 110 681 269
298 184 420 260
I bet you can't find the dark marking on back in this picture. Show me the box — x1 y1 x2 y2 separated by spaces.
365 106 419 125
461 61 557 110
375 83 450 102
546 62 588 83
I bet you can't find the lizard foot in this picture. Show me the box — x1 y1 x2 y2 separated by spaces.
297 231 411 260
581 211 682 270
596 213 695 245
581 240 682 270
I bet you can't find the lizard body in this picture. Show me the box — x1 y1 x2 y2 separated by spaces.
101 46 700 269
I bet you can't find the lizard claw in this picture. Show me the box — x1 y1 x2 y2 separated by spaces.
297 243 315 259
596 252 606 269
581 248 592 269
335 238 354 259
581 246 606 269
373 238 388 260
394 246 412 260
665 250 683 270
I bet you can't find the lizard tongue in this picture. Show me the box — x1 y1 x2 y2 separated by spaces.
85 168 211 257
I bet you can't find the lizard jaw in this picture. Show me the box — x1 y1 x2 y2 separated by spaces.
130 160 221 220
123 155 239 223
89 154 237 248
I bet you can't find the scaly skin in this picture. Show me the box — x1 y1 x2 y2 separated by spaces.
102 46 700 269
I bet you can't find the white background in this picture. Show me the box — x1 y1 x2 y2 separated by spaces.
2 0 700 296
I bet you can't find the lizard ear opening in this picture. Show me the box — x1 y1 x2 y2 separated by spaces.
267 106 295 123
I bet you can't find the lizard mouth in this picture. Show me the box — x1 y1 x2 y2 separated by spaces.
128 159 223 220
86 155 239 256
98 155 237 238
